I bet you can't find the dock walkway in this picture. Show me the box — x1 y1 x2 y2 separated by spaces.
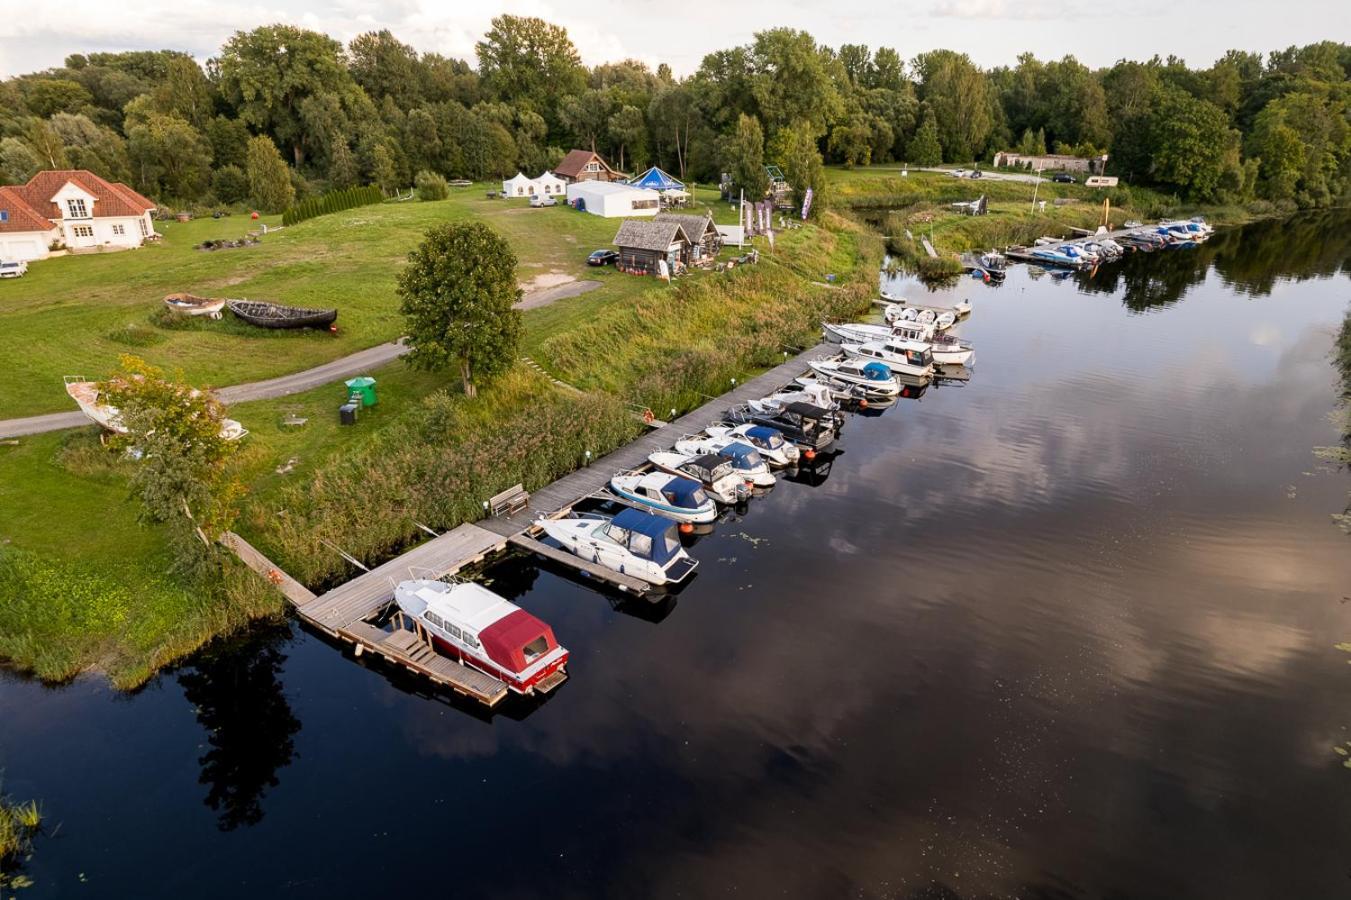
223 341 841 704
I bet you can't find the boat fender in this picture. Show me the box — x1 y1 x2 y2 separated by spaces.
642 408 655 424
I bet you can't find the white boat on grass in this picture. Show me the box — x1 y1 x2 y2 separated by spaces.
674 436 776 487
393 579 568 695
538 509 698 586
63 377 248 441
648 451 751 504
807 359 901 399
704 423 800 468
608 471 717 524
841 339 935 379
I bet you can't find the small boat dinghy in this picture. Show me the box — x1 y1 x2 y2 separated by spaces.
807 359 901 399
648 451 751 504
608 471 717 524
163 293 225 318
704 423 800 468
393 579 568 695
227 299 338 329
538 509 698 586
884 304 957 331
63 377 248 440
882 292 971 318
674 436 776 487
841 338 935 379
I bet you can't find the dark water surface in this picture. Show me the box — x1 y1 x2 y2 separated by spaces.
3 213 1350 899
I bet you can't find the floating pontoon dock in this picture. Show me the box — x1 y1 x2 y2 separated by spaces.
224 342 841 704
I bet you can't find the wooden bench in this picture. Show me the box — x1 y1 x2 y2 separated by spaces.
488 483 529 516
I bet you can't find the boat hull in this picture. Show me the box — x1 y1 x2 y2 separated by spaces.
227 299 338 329
427 633 568 695
608 482 717 523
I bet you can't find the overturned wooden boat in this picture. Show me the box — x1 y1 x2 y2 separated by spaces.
163 293 225 318
63 376 248 441
227 299 337 330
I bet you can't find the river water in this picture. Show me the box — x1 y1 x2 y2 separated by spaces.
2 213 1349 899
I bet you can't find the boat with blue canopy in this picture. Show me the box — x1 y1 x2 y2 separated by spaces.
538 508 698 586
609 471 717 523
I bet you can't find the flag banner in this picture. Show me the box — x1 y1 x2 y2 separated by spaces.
802 188 814 220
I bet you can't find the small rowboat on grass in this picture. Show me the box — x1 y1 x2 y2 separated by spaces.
227 299 338 330
163 293 225 318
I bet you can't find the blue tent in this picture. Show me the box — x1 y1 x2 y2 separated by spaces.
628 166 685 192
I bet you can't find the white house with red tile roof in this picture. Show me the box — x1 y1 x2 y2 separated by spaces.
0 170 157 263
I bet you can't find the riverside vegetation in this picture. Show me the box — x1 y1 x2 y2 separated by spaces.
0 788 42 890
0 192 877 684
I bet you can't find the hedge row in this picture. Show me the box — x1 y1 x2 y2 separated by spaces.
281 185 383 227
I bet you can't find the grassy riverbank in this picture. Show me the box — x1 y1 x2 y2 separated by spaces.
0 203 879 684
824 166 1286 274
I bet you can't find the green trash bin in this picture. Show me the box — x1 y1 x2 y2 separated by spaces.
344 376 378 407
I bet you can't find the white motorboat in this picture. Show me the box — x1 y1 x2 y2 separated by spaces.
840 339 935 379
887 321 975 367
609 471 717 523
884 304 957 331
393 579 568 695
881 291 971 317
63 377 248 441
674 436 776 487
704 423 800 467
806 359 901 399
648 451 751 504
791 375 873 404
537 510 698 586
748 381 841 414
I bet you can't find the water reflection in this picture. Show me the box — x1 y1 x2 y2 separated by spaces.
175 625 299 831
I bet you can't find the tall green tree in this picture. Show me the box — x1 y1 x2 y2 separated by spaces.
914 50 994 162
1146 85 1241 200
126 113 211 201
767 120 826 212
398 222 523 398
906 108 943 165
724 113 768 197
475 15 585 135
245 135 295 212
748 28 842 136
216 25 359 166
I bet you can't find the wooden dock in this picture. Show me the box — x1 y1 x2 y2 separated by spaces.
222 341 845 704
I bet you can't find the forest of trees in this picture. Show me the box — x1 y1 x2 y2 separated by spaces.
0 18 1346 213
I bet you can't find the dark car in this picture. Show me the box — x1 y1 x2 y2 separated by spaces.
1051 173 1076 184
588 249 619 266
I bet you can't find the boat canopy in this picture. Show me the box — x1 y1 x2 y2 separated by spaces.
862 362 892 381
719 442 763 469
745 425 785 448
610 509 682 564
783 401 829 420
688 453 732 476
662 477 708 508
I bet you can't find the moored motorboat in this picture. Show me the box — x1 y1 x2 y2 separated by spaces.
537 509 698 586
227 299 338 329
807 358 901 399
704 423 800 467
791 375 874 404
647 451 751 504
674 436 776 487
886 321 975 367
725 401 838 455
608 471 717 523
747 381 845 420
393 579 568 695
841 338 935 379
162 293 225 318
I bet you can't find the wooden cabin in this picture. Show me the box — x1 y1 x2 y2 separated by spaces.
555 150 624 184
613 219 693 277
654 212 722 266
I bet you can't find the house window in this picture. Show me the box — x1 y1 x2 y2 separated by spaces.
585 162 600 172
73 225 93 238
138 218 149 237
66 199 88 218
112 224 125 236
0 211 8 223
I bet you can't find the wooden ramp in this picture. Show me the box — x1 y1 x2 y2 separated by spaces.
345 622 509 706
222 531 317 606
303 523 507 632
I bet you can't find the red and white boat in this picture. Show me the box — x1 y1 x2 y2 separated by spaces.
393 579 569 695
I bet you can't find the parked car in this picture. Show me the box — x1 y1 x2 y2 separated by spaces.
530 195 557 207
1051 173 1076 184
949 169 967 178
587 249 619 267
0 260 28 279
969 169 983 179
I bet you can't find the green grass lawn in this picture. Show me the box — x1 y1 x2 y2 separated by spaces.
0 183 738 418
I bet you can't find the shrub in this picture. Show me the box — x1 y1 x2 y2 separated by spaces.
211 165 248 205
281 184 382 227
414 170 450 201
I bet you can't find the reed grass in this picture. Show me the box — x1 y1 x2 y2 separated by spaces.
0 789 42 883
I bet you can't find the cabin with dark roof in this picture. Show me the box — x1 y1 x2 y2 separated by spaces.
554 149 624 184
613 219 693 277
653 212 722 265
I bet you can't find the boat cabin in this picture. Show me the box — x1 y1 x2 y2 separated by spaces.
677 453 737 487
395 581 568 694
605 509 690 571
742 425 788 454
637 473 709 511
758 401 837 450
716 442 765 473
859 342 933 368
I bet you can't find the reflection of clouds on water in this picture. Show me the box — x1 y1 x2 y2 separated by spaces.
1250 322 1283 346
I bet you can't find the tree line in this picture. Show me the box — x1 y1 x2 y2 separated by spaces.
0 19 1346 212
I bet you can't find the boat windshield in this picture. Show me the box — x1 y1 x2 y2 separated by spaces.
522 635 549 663
746 426 783 449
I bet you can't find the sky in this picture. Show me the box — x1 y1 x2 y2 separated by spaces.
0 0 1344 78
